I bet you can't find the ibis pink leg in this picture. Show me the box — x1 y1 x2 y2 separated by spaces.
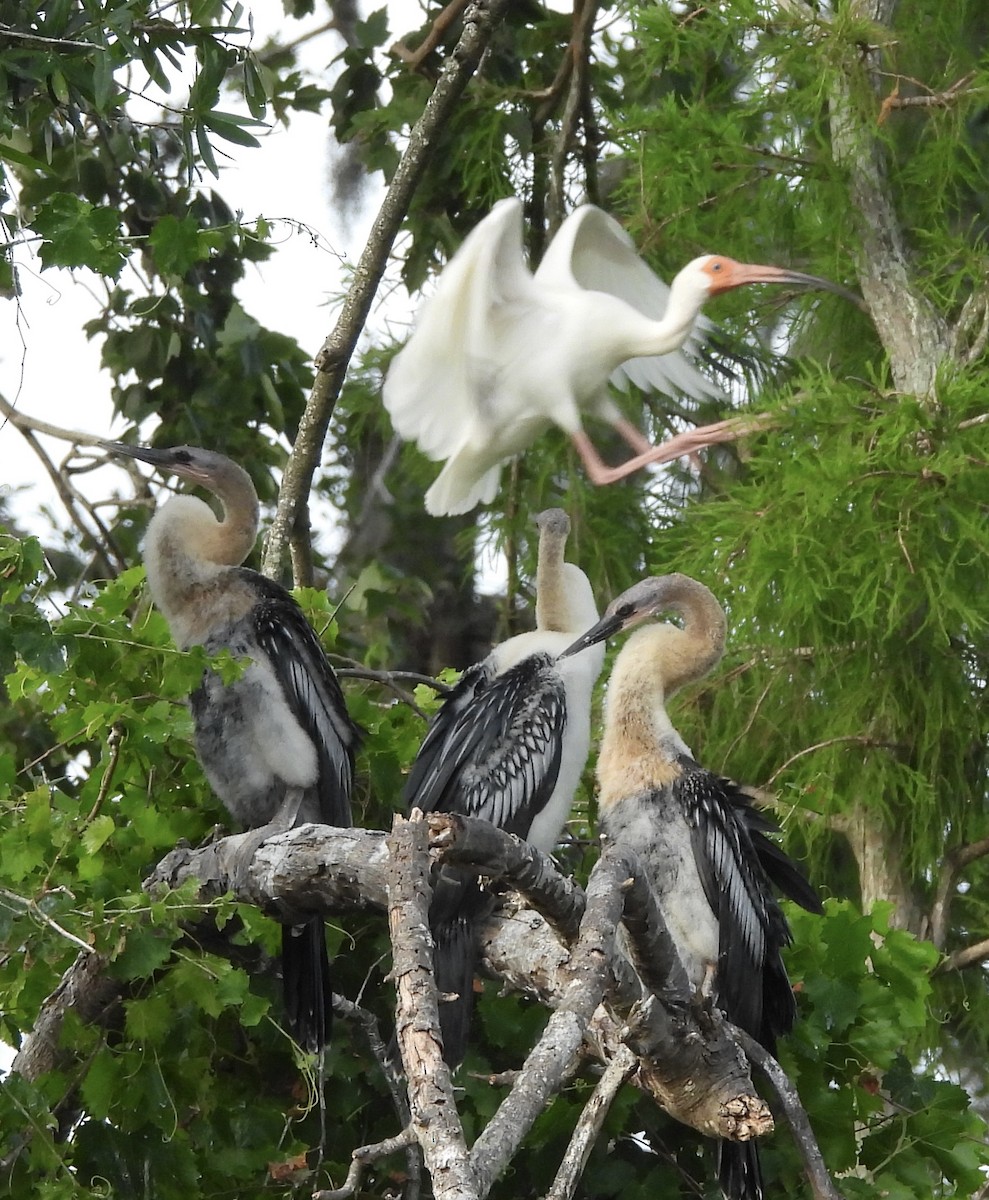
571 413 775 486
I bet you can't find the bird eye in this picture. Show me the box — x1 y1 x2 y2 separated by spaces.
173 450 193 464
710 260 723 272
615 602 635 620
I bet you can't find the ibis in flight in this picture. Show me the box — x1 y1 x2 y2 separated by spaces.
103 441 361 1053
562 574 822 1200
403 508 605 1065
383 197 855 515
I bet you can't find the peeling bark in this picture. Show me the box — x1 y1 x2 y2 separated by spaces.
826 0 951 395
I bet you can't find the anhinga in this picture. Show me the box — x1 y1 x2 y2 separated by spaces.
562 574 822 1200
383 196 857 515
402 509 605 1065
103 442 361 1052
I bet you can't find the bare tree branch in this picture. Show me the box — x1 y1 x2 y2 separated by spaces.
427 813 586 942
544 1044 638 1200
0 392 126 574
332 993 421 1198
390 0 469 69
547 0 600 228
313 1125 416 1200
735 1029 847 1200
926 836 989 950
388 813 478 1200
934 937 989 976
313 1126 417 1200
261 0 514 585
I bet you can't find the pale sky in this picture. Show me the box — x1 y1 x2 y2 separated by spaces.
0 5 418 544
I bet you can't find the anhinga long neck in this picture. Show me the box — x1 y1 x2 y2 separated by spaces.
143 464 260 649
597 576 727 806
534 509 573 633
197 461 260 567
647 573 727 696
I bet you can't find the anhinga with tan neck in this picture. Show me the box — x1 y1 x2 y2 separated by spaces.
562 574 822 1200
403 508 605 1066
103 442 361 1053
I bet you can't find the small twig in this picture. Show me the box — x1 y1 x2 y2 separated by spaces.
0 394 125 573
877 71 979 125
312 1125 417 1200
543 1045 637 1200
390 0 469 69
734 1029 846 1200
0 890 94 957
334 663 452 716
332 994 421 1197
763 735 896 788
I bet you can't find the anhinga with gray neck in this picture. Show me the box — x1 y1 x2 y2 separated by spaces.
103 442 361 1053
402 508 605 1066
562 574 822 1200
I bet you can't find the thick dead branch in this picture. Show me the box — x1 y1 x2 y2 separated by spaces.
11 949 119 1082
261 0 514 584
146 825 391 921
470 848 630 1193
427 813 586 942
736 1029 846 1200
388 814 478 1200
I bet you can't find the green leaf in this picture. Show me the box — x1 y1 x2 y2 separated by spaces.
148 214 208 276
33 194 126 276
80 813 116 856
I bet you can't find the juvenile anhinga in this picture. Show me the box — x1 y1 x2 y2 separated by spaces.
562 575 822 1200
103 442 361 1052
403 509 605 1065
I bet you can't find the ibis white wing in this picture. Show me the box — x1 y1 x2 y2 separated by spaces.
537 205 723 401
383 197 537 462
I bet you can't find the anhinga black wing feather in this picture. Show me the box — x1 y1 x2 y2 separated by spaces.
405 652 567 1067
674 758 798 1046
247 571 361 828
403 653 566 838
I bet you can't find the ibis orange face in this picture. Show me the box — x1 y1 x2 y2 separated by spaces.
699 256 860 304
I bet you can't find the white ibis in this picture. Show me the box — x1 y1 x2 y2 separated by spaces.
383 197 854 515
562 574 822 1200
102 442 361 1053
403 508 605 1065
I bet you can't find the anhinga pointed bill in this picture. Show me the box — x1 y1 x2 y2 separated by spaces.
562 574 822 1200
103 441 362 1053
402 509 605 1066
